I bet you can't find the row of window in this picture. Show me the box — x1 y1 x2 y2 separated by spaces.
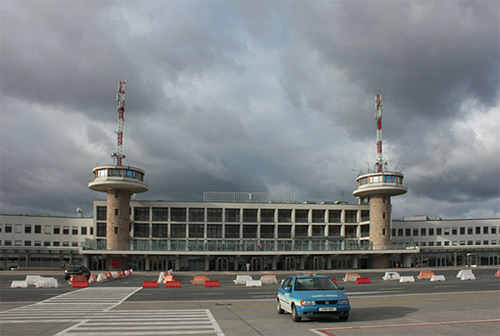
358 174 403 186
1 224 92 236
393 226 499 237
1 240 81 247
97 207 369 223
94 168 144 181
96 223 361 239
416 240 499 247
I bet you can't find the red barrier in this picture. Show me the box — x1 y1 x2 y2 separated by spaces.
332 278 337 284
165 281 181 288
204 280 220 287
72 280 89 288
355 277 371 284
142 281 159 288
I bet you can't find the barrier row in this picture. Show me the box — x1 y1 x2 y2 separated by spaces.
145 273 279 288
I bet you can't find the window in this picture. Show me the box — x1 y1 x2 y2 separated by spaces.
460 227 465 235
460 241 466 246
243 225 257 238
328 225 341 237
24 240 31 246
53 241 60 247
467 241 473 245
398 228 403 237
345 225 356 238
476 240 481 245
295 210 309 223
134 207 150 221
260 209 275 223
468 227 473 234
207 225 222 238
72 242 78 247
312 225 324 236
225 209 240 222
152 208 168 221
420 228 426 236
152 224 168 238
171 208 187 222
96 223 106 237
53 226 60 234
492 227 497 234
483 227 489 234
114 209 119 216
34 241 41 246
44 241 50 246
328 210 341 223
428 242 434 246
452 227 457 235
44 225 51 234
243 209 258 223
207 208 222 222
25 225 32 234
189 208 205 222
429 228 434 235
225 225 239 238
483 240 489 245
405 228 411 236
444 227 450 235
114 227 118 234
63 241 69 247
171 224 186 238
436 228 442 235
444 241 449 246
278 225 291 238
345 210 357 223
295 225 308 237
413 229 419 236
15 224 22 233
189 224 204 238
72 227 78 235
96 206 107 220
260 225 275 238
312 210 325 223
361 210 370 222
278 210 292 223
4 240 12 245
436 241 442 246
476 227 481 234
5 224 12 233
81 227 87 235
133 223 149 238
63 226 69 235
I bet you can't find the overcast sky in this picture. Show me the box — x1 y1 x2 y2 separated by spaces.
1 0 499 220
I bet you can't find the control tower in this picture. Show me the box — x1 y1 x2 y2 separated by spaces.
88 81 148 270
353 95 407 268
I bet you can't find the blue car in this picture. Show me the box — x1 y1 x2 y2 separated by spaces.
277 274 350 322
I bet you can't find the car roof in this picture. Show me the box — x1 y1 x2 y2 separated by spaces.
293 274 329 279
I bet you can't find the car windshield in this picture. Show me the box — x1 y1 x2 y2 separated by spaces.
294 277 338 291
67 266 82 272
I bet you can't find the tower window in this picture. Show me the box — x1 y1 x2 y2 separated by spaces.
383 229 386 235
115 209 119 216
383 212 386 219
114 227 118 234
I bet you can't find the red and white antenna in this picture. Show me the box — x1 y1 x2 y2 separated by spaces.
112 80 126 166
374 94 384 172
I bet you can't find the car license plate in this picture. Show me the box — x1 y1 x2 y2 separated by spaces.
319 307 337 312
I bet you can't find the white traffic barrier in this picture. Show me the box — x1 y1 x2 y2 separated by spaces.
96 273 105 282
158 272 165 284
458 270 476 280
400 276 415 283
36 277 58 288
111 271 119 278
430 275 446 282
246 280 262 287
382 272 401 281
233 275 253 285
25 275 42 285
11 280 28 288
260 275 278 284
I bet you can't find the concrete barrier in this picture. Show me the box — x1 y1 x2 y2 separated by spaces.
382 272 400 281
191 276 210 285
72 280 89 288
25 275 41 286
343 273 360 282
246 280 262 287
204 280 220 287
457 269 476 280
355 277 371 284
430 275 446 282
143 281 159 288
36 277 58 288
495 269 500 277
165 281 181 288
11 281 28 288
417 271 435 280
234 275 253 284
260 275 278 284
400 276 415 283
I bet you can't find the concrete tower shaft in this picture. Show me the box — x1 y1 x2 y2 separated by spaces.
106 190 132 251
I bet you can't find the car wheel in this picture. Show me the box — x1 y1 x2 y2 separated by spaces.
277 300 284 314
339 315 349 322
291 305 302 322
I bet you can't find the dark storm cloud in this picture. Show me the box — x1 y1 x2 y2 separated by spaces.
0 1 498 219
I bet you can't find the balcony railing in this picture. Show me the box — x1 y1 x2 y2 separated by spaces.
83 238 416 252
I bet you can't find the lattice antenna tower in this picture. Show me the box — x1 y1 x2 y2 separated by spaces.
112 80 126 166
374 94 386 172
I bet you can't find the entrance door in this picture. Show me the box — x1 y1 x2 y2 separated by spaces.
216 257 229 271
285 257 296 271
251 257 263 271
313 256 324 270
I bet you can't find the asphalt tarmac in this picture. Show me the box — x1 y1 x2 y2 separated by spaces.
1 267 499 336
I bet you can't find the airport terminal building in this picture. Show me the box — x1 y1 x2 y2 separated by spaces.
1 193 498 271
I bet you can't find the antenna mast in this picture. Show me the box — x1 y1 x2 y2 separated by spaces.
375 94 384 172
112 80 126 166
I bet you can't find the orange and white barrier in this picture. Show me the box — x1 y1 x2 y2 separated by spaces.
417 271 434 280
495 269 500 277
191 275 210 285
343 273 360 282
260 274 278 284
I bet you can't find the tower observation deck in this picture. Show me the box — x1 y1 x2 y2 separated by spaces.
88 81 148 270
352 95 407 268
